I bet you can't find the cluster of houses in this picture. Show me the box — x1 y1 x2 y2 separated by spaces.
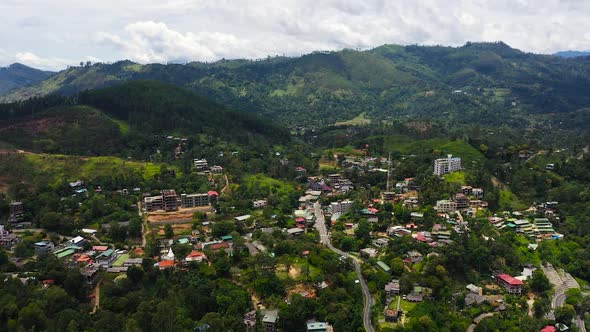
435 186 487 214
143 189 219 212
488 202 564 242
307 173 354 195
243 309 334 332
193 158 223 174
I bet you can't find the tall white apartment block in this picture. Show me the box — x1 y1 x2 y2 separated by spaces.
433 155 462 176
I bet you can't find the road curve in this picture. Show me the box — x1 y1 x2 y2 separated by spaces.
314 202 374 332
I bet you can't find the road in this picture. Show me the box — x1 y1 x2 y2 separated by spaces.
313 202 374 332
467 313 496 332
542 264 585 331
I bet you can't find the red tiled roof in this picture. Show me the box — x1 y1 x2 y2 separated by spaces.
540 326 556 332
93 246 108 251
208 242 229 250
496 274 523 286
42 279 55 285
158 260 175 268
186 251 204 258
207 191 219 197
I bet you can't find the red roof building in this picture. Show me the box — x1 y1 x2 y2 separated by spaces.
185 250 206 262
540 326 556 332
495 274 524 294
208 242 230 250
158 260 175 270
207 191 219 197
92 245 108 251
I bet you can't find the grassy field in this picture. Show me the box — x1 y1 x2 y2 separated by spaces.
334 112 371 126
443 171 466 185
498 189 526 211
383 135 485 164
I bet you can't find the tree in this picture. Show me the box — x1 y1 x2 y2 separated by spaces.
164 224 173 238
127 265 144 284
530 269 551 294
555 304 576 324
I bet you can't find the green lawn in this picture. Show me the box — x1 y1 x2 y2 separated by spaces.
443 171 466 185
334 112 371 126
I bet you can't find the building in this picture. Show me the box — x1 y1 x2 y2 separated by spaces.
80 267 99 286
253 199 268 208
262 309 279 332
436 200 458 212
194 159 209 171
0 225 19 249
495 273 523 294
453 193 470 209
307 322 334 332
385 279 400 297
161 190 178 211
180 193 210 208
327 174 341 184
34 241 54 255
382 191 396 201
330 200 353 214
433 155 462 176
360 248 378 258
406 250 423 263
9 201 24 218
69 236 85 247
144 195 163 212
210 165 223 173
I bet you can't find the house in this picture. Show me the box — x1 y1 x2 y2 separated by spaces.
465 293 487 306
262 309 279 332
69 236 85 247
406 250 423 263
158 260 175 270
540 326 556 332
385 279 400 297
235 215 252 222
307 322 334 332
377 261 391 273
433 155 462 176
0 225 19 249
180 193 210 208
373 238 389 248
243 310 257 330
453 193 470 209
495 274 524 294
34 241 54 255
80 267 99 286
360 248 378 258
466 284 483 295
546 163 556 170
287 228 304 237
253 200 268 208
185 250 206 263
207 242 230 251
210 165 223 173
384 309 401 323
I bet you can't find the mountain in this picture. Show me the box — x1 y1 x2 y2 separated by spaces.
554 51 590 58
0 63 54 95
3 42 590 128
0 80 289 156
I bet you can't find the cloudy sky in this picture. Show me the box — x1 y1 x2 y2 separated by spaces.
1 0 589 70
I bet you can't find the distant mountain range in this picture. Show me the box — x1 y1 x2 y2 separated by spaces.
2 42 590 128
554 51 590 58
0 63 54 95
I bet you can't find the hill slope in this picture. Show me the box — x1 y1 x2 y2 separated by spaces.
0 80 289 155
0 63 54 95
3 42 590 128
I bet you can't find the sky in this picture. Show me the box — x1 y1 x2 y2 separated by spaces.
1 0 589 71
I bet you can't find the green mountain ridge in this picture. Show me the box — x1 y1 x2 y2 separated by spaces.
0 63 54 95
2 42 590 128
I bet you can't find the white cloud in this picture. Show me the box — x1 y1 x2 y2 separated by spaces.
2 0 590 69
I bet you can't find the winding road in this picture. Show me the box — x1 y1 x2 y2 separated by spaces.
542 264 586 332
313 202 374 332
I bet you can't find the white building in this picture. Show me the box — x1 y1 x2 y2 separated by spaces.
193 159 209 171
433 155 462 176
180 193 210 208
435 200 458 212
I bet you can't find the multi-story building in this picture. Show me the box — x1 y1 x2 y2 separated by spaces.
453 193 470 209
327 173 341 184
495 274 523 294
433 155 462 176
210 165 223 173
0 225 19 249
330 199 353 214
193 159 209 171
144 196 163 212
9 201 24 217
180 193 210 208
384 279 400 297
34 241 54 255
161 190 178 211
435 200 458 212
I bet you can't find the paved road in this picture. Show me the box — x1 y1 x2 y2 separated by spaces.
542 264 585 331
313 202 374 332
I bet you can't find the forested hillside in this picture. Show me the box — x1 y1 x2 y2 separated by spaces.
0 81 289 156
0 63 54 95
3 42 590 128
